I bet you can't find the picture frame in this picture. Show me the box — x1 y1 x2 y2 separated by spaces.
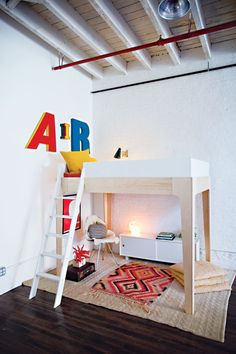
62 194 81 234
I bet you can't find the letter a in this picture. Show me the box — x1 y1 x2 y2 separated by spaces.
25 112 56 152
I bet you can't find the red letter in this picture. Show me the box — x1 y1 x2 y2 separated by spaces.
25 112 56 152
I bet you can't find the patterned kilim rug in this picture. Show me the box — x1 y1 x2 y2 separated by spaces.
92 262 173 307
24 256 235 343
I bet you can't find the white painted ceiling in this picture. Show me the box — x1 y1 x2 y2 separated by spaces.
1 0 236 79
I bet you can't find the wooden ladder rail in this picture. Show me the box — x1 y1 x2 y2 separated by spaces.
29 165 85 308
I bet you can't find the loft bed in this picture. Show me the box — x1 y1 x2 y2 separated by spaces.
61 158 210 315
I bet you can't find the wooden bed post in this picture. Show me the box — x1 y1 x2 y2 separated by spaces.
202 189 211 261
172 176 211 314
103 193 113 255
173 178 195 315
104 193 112 229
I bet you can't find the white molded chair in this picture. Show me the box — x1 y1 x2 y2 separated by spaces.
92 230 120 269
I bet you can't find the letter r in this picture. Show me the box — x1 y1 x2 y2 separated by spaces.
71 118 90 151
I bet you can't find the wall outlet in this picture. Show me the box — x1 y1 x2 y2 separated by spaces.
0 267 6 277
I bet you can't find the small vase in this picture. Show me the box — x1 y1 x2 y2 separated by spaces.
73 258 86 268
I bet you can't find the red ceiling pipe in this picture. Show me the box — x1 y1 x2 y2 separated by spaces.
52 20 236 71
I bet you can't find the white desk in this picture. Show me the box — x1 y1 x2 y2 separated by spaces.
70 158 210 315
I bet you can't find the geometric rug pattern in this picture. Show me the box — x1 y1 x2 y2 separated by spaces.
92 262 173 306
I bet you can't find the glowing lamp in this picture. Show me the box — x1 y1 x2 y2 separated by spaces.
129 221 140 236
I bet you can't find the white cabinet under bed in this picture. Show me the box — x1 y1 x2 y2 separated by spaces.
120 234 183 264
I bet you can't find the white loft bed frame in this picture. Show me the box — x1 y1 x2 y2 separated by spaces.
60 158 211 315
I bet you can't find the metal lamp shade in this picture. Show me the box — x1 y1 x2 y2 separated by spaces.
158 0 191 20
114 147 122 159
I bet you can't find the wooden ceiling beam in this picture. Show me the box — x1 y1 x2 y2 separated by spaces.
140 0 181 65
189 0 211 58
41 0 127 74
89 0 152 70
0 1 103 78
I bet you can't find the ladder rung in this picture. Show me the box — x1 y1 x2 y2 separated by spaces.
46 233 65 238
42 252 63 260
55 196 76 200
52 214 73 219
37 272 60 282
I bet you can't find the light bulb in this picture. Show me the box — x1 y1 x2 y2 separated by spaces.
129 221 140 236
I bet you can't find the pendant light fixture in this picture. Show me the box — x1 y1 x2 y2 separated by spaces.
158 0 191 20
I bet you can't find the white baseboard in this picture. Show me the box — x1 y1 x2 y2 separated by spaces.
200 249 236 270
0 257 37 295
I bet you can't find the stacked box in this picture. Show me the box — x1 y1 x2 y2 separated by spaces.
66 262 95 282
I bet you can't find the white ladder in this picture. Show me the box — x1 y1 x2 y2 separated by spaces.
29 164 85 308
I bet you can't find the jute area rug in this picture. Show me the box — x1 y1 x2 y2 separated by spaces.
24 255 235 343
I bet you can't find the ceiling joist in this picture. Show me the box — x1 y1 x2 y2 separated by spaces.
0 1 103 78
89 0 152 70
140 0 181 65
51 20 236 71
2 0 235 79
189 0 211 58
41 0 127 74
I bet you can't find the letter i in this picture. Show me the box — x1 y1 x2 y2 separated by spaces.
60 123 70 139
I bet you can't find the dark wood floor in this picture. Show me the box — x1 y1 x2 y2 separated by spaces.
0 281 235 354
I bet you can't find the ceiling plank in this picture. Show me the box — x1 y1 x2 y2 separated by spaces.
0 1 103 78
41 0 127 74
189 0 211 58
89 0 152 69
139 0 180 65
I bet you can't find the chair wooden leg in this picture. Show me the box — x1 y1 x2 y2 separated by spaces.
102 244 105 260
96 244 102 269
107 243 119 266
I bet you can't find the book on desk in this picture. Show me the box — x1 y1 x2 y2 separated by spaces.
156 232 176 241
